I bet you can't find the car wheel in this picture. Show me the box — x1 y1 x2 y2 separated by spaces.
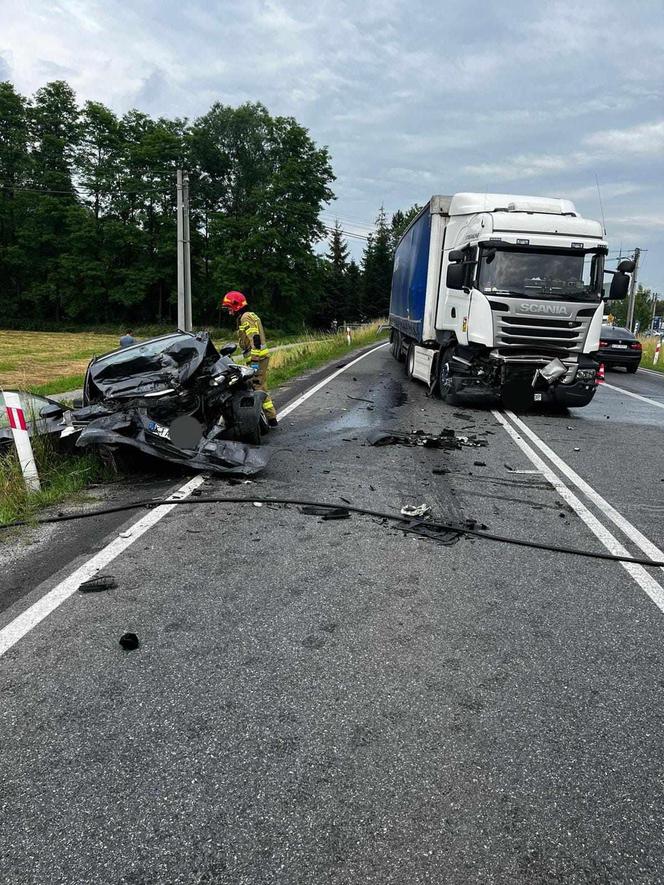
627 363 639 373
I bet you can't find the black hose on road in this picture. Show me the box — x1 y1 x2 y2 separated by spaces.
2 494 664 570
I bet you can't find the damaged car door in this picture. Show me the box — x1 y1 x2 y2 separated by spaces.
72 332 269 475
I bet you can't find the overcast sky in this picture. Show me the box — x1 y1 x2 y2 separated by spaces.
2 0 663 292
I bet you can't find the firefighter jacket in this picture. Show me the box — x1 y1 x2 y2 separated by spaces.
237 310 269 361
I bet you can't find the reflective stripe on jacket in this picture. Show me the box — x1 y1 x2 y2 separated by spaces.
237 310 269 360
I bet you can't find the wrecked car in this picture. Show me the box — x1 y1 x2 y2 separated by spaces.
0 392 78 455
72 331 269 476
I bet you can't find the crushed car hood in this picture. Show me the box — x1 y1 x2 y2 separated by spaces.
86 333 218 401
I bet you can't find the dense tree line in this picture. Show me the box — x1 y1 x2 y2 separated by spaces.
0 79 416 330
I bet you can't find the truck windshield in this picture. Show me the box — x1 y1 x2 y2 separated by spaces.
477 247 603 301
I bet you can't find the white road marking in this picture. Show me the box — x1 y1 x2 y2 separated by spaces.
602 381 664 410
279 342 389 419
504 408 664 572
493 410 664 614
0 342 389 659
634 367 664 380
0 475 206 657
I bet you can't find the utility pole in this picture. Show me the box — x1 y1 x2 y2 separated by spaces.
651 290 658 331
183 172 192 331
625 247 641 332
176 169 185 330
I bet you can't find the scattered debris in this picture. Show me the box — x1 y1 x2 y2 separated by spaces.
573 447 580 452
473 460 486 467
253 502 263 508
340 496 351 504
190 489 203 497
79 575 117 593
367 428 487 449
432 467 450 475
119 633 139 650
400 504 431 518
347 395 374 404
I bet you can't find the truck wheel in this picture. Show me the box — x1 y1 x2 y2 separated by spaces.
438 346 459 404
406 345 415 380
391 330 405 362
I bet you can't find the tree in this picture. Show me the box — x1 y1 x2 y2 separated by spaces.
609 285 655 332
315 221 349 327
391 204 421 249
361 206 393 319
0 82 30 320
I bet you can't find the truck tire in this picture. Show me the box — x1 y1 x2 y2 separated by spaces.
390 330 404 362
406 345 415 380
438 345 459 404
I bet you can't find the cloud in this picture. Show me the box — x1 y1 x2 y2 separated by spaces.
1 0 662 290
584 120 664 155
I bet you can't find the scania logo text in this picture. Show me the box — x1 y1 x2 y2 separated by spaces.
519 303 570 316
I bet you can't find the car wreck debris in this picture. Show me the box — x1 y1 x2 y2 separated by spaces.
71 332 270 476
78 575 117 593
367 428 487 449
119 632 139 650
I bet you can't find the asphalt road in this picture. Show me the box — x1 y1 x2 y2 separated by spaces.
2 348 664 884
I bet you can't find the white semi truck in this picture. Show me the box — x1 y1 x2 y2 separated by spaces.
389 193 634 408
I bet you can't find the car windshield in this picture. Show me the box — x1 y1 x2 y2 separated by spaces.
0 393 50 428
94 334 197 369
478 247 603 301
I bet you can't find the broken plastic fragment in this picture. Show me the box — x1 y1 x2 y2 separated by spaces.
79 575 117 593
400 504 431 518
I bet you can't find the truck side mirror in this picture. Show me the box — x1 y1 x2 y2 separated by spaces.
448 249 464 263
608 273 629 300
446 263 466 290
617 259 635 274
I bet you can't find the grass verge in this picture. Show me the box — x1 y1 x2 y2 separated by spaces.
268 323 388 389
637 336 664 374
1 326 344 394
0 436 112 526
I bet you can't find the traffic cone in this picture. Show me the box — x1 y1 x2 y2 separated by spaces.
597 363 605 384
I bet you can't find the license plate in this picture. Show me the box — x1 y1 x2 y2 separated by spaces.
147 420 170 439
534 393 543 401
611 343 628 349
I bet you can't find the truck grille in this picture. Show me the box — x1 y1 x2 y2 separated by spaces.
491 303 593 357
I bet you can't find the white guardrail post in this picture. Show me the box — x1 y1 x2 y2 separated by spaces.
3 391 41 492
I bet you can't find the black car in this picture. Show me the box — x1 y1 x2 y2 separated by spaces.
72 331 270 476
597 325 642 373
0 392 77 453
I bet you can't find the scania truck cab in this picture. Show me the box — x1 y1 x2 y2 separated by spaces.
389 193 633 408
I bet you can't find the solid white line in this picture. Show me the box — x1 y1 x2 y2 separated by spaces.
602 381 664 411
504 408 664 572
0 342 389 659
0 474 206 657
492 410 664 613
635 367 664 379
279 342 389 419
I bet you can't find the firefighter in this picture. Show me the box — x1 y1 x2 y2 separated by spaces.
221 290 278 427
